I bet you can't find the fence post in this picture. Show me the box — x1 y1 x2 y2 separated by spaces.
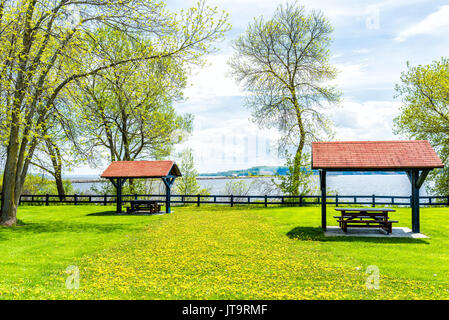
447 195 449 206
353 196 357 204
74 194 77 205
45 194 49 206
104 195 107 206
335 194 338 207
197 194 200 207
230 195 234 207
428 197 432 205
299 195 303 207
264 195 267 208
372 194 375 207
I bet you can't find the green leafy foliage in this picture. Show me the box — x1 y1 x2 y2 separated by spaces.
273 151 316 196
174 148 209 195
68 27 194 165
0 0 230 224
0 174 73 195
394 58 449 195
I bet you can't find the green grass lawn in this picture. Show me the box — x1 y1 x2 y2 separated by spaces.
1 204 449 299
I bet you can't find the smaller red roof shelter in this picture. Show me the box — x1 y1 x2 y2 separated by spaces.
312 140 444 233
101 160 181 214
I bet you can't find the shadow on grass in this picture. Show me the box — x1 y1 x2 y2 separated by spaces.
86 211 121 216
286 227 429 244
0 220 130 238
86 211 168 216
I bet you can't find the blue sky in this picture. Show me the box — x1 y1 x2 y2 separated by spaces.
74 0 449 175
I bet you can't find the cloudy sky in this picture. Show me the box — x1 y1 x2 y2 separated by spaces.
74 0 449 175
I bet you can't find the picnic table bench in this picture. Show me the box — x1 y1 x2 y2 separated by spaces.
126 200 161 214
334 208 398 234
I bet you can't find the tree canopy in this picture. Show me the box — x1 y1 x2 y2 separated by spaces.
0 0 230 225
394 57 449 195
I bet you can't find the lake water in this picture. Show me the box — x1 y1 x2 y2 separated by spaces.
70 173 430 196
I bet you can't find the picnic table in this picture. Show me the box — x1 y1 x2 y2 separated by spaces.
126 200 161 214
334 208 398 234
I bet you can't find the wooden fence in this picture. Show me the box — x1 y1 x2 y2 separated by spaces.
7 193 449 207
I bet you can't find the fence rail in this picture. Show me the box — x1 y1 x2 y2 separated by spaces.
6 193 449 207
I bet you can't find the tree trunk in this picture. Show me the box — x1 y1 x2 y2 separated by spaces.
55 172 66 201
1 162 19 226
1 88 22 226
45 138 65 200
291 96 306 197
291 136 305 196
1 0 38 226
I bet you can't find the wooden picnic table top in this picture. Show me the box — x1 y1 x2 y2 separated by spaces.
334 208 396 212
129 199 158 204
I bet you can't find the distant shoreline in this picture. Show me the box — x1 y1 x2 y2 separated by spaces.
70 176 274 183
69 172 405 183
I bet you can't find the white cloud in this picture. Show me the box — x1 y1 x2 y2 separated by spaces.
395 5 449 41
183 53 244 99
331 100 401 141
352 48 371 54
175 118 283 173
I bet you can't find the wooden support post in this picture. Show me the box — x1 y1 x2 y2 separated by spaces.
162 176 176 214
230 195 234 207
264 195 268 208
197 194 200 207
166 181 171 213
320 170 327 230
411 170 420 233
45 194 49 206
335 194 338 207
109 178 127 214
372 194 375 207
104 195 107 206
116 178 123 213
74 194 77 205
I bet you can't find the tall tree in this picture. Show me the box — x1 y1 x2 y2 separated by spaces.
175 148 208 195
228 2 340 196
394 58 449 195
30 114 81 200
68 28 193 165
0 0 229 226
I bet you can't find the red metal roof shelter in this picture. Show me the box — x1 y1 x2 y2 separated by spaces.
101 160 181 214
312 140 444 233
